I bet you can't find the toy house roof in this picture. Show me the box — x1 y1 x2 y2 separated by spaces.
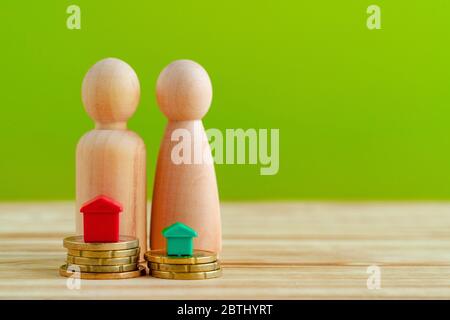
80 195 123 214
162 222 198 238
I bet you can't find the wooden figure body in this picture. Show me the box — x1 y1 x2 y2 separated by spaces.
76 58 147 260
151 60 222 253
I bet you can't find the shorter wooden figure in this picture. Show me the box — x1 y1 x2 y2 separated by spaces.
162 222 198 256
80 195 123 243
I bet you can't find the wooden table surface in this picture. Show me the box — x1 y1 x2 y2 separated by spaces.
0 202 449 299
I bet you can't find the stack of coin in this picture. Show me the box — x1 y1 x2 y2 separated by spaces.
145 249 222 280
59 235 146 280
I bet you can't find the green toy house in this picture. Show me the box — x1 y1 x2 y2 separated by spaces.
162 222 198 256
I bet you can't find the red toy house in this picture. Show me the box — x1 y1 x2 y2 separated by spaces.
80 195 123 243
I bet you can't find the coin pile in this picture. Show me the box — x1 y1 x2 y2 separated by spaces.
59 235 146 280
145 249 222 280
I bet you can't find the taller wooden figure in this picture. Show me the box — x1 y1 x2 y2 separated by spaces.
151 60 221 253
76 58 147 259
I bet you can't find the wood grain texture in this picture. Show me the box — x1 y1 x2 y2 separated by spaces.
0 202 450 299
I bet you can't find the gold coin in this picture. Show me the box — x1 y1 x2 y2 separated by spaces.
63 236 139 251
67 248 140 258
59 264 145 279
67 254 138 266
144 250 217 265
64 262 138 273
150 268 222 280
149 261 220 272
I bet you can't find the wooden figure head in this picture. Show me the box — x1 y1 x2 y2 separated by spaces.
156 59 213 121
82 58 140 129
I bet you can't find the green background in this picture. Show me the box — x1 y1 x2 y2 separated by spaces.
1 1 450 201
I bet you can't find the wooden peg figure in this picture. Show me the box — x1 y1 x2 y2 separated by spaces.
76 58 147 259
151 60 222 254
